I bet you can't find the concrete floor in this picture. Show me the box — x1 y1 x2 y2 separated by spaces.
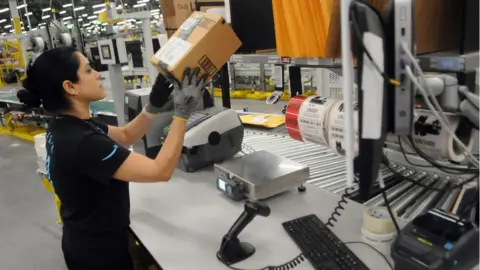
0 91 284 269
0 135 67 270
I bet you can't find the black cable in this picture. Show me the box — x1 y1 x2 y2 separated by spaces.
345 241 394 270
325 187 355 227
398 136 432 168
381 189 400 233
382 156 478 191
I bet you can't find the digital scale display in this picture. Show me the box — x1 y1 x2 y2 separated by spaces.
217 178 226 191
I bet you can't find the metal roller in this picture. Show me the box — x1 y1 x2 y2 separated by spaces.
391 175 439 215
310 170 347 183
402 179 448 220
331 184 349 194
311 174 347 187
435 187 461 212
364 172 428 207
309 165 346 178
323 180 348 191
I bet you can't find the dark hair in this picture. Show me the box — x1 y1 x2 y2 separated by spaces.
17 47 80 113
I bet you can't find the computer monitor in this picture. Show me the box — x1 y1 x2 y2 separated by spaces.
353 0 414 202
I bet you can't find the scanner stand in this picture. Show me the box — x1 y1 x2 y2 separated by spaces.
217 236 256 265
217 200 271 265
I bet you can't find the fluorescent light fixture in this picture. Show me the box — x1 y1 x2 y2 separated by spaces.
133 3 146 8
17 4 27 9
0 19 6 23
93 9 105 14
78 18 82 21
42 8 50 11
40 26 45 29
74 6 85 11
136 21 142 24
63 3 72 8
63 16 72 20
59 10 66 14
25 12 32 16
32 27 37 31
42 15 49 19
9 29 13 33
82 14 88 17
4 25 11 28
151 9 160 12
88 15 97 19
116 6 123 10
92 3 104 8
137 0 149 3
0 8 9 13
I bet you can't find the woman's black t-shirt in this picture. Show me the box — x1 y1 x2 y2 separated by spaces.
45 115 132 263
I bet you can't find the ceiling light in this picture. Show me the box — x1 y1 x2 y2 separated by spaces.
74 6 85 11
151 9 160 12
40 26 45 29
82 14 87 17
116 6 123 10
32 27 37 31
0 8 9 13
63 16 72 20
4 25 11 28
59 10 66 14
17 4 27 9
9 29 13 33
93 9 105 14
137 0 149 3
63 3 72 8
42 8 50 12
92 3 104 8
25 12 32 16
133 3 146 8
88 15 97 19
42 15 49 19
0 19 6 23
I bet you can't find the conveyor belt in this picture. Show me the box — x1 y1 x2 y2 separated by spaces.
0 91 116 114
242 130 469 221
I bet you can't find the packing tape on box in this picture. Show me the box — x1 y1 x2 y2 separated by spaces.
361 206 397 245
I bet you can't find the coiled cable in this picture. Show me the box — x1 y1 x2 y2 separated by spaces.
325 187 356 227
224 254 306 270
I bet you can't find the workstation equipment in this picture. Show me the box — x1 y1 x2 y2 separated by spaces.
127 0 479 269
125 88 243 172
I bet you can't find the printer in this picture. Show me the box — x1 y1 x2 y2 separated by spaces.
125 88 244 172
391 208 479 270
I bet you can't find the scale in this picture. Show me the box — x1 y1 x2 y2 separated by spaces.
214 150 309 200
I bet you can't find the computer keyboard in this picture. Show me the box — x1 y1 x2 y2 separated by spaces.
282 214 369 270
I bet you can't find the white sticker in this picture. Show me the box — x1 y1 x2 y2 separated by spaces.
273 66 283 88
180 18 199 31
125 96 129 104
361 32 384 139
218 179 226 191
251 115 267 124
155 37 192 67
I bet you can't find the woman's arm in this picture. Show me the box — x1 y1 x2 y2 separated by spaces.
112 67 207 182
107 113 153 146
113 117 186 182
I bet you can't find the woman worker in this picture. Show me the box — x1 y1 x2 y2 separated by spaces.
17 47 207 270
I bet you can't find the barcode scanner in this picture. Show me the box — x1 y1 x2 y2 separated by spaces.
217 200 271 265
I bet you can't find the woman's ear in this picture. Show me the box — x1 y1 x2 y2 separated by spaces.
62 80 78 96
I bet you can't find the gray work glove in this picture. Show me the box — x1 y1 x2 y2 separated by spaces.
172 67 208 121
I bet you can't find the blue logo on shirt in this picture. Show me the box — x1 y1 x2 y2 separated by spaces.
102 145 118 161
45 132 54 186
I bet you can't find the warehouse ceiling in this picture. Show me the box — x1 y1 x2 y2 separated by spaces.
0 0 161 34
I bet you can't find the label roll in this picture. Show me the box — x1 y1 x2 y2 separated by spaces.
285 95 359 156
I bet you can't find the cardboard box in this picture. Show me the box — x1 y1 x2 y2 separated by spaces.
151 12 241 82
159 0 195 37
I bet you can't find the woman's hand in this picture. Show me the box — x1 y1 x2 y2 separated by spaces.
144 73 175 116
172 67 208 121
